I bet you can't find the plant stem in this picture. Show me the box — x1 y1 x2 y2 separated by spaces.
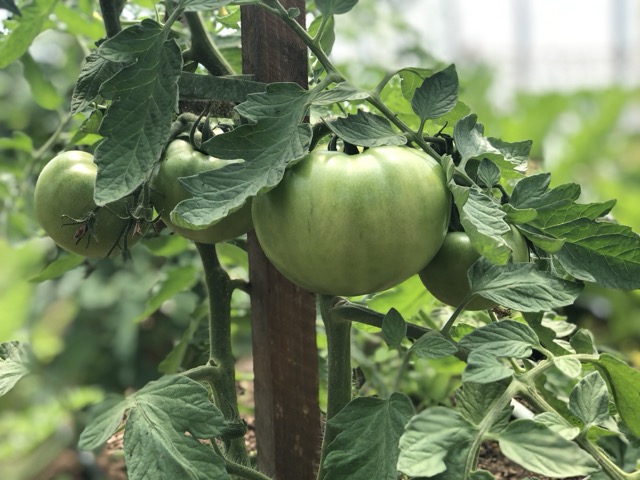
441 296 471 337
185 11 235 76
316 295 353 480
196 242 249 466
330 299 432 340
212 441 272 480
99 0 125 38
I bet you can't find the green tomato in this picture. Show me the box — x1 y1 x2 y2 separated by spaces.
252 145 451 296
150 139 253 244
34 151 142 258
419 226 530 310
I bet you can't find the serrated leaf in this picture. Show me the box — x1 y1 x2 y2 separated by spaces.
554 356 582 378
316 0 358 17
411 64 458 121
29 253 85 283
463 351 514 384
570 329 597 355
408 331 457 359
475 158 500 188
326 111 406 147
180 0 235 11
533 412 581 440
397 407 476 477
381 308 406 349
549 219 640 290
78 395 128 451
0 341 29 396
322 393 414 480
398 67 436 100
502 204 538 224
93 20 182 205
310 81 370 106
0 0 57 69
133 266 199 324
456 382 512 432
498 419 600 477
124 375 228 480
459 320 541 358
595 353 640 437
569 371 609 428
468 259 583 312
173 83 313 229
510 173 580 210
517 224 566 253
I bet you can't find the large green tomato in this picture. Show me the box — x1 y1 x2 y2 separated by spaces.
150 139 253 244
252 146 451 296
419 226 529 310
34 151 142 258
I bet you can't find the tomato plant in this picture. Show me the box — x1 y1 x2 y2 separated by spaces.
151 139 253 244
34 151 142 258
4 1 640 480
419 226 529 310
252 145 451 296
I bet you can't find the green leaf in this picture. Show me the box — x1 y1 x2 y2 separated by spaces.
326 111 407 147
470 471 495 480
180 0 235 11
173 83 313 229
316 0 358 17
553 356 582 378
475 158 501 188
510 173 580 210
549 220 640 290
93 19 183 205
78 394 128 451
312 81 370 105
0 0 57 69
71 53 125 114
408 331 457 359
0 0 21 17
178 72 267 103
322 393 414 480
381 308 406 349
456 382 512 432
0 342 29 396
411 64 458 121
459 320 541 358
569 371 609 428
468 259 583 312
29 253 85 282
397 406 476 477
132 266 200 324
533 412 580 440
308 14 336 55
570 329 597 355
498 419 600 477
517 224 565 253
595 353 640 437
502 204 538 224
124 375 228 480
21 52 63 110
462 351 513 384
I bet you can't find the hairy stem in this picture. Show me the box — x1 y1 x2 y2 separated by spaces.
316 295 353 480
185 11 235 76
196 243 249 465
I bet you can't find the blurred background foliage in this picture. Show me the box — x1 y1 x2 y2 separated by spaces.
1 0 639 478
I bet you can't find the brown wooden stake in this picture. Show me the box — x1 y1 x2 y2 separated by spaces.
241 2 322 478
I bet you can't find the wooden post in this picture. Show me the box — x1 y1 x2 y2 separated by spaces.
241 2 322 479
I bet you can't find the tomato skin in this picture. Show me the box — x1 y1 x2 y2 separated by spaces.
419 226 529 310
150 139 253 244
34 151 141 258
252 146 451 296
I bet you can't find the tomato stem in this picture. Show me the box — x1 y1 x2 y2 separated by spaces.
184 11 236 76
317 294 353 480
195 242 250 466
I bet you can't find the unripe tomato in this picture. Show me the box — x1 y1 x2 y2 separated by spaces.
419 226 529 310
34 151 142 258
252 146 451 296
150 139 253 244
